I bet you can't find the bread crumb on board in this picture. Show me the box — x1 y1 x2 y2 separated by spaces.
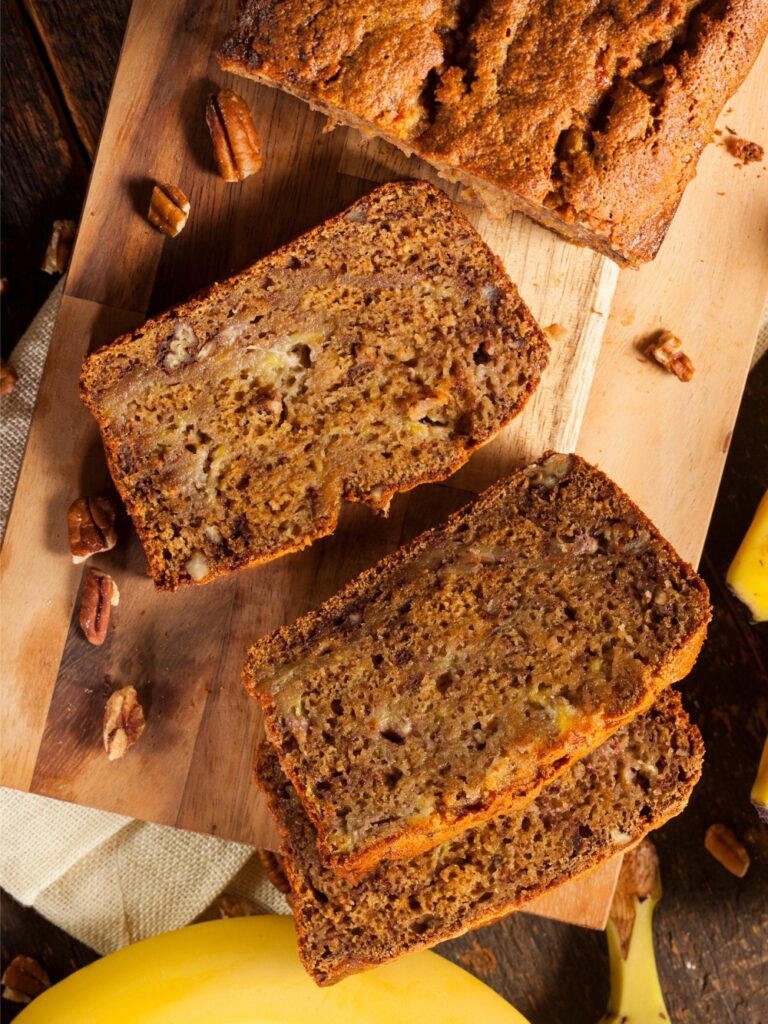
721 133 764 166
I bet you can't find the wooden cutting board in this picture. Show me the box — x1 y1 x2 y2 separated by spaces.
1 0 766 934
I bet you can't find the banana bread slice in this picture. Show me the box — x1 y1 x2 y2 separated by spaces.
218 0 768 266
80 181 547 589
244 452 710 880
257 691 703 985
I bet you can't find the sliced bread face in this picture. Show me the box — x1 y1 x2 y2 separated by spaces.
245 453 711 880
257 691 703 985
81 181 548 590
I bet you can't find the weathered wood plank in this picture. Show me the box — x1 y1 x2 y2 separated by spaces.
0 0 89 354
24 0 131 160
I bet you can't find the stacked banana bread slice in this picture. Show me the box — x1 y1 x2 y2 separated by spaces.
245 452 710 983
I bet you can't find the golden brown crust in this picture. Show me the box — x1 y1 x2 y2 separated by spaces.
81 180 548 589
256 691 704 985
218 0 768 266
244 452 711 880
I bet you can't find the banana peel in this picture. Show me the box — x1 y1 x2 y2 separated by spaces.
726 489 768 622
751 737 768 825
17 915 532 1024
599 840 670 1024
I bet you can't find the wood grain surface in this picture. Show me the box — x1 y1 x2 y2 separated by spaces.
0 0 90 354
1 3 767 1021
0 0 626 928
580 38 768 560
1 0 766 964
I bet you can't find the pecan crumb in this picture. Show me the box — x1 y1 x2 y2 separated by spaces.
79 569 120 645
704 823 750 877
1 955 50 1004
41 219 76 274
148 182 190 237
723 136 764 165
1 357 18 396
217 893 262 918
103 685 146 760
68 496 117 563
206 90 262 182
646 330 694 382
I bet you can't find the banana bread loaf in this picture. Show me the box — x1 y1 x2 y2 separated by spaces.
218 0 768 266
257 691 703 985
244 452 711 879
81 181 547 589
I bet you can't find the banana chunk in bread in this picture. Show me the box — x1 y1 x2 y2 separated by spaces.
257 691 703 985
244 453 710 879
219 0 768 266
81 181 547 590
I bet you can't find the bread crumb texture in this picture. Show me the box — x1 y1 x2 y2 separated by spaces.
257 691 703 985
219 0 768 264
245 453 710 878
81 182 547 589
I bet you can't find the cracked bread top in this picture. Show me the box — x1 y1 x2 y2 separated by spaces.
244 452 711 879
257 691 703 985
81 181 547 589
219 0 768 265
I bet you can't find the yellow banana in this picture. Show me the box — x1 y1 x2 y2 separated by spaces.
18 915 532 1024
751 737 768 825
726 489 768 622
726 491 768 823
599 841 670 1024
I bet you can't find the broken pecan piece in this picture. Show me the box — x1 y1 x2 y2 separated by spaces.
646 330 694 382
217 893 262 918
79 569 120 645
0 357 18 396
67 496 117 563
41 218 76 274
103 685 146 761
723 135 764 165
1 955 50 1004
704 823 750 877
148 182 190 237
206 89 262 182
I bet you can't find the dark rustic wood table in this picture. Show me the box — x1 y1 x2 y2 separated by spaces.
2 3 767 1022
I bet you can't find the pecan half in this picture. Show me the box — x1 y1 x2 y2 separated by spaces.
67 496 117 563
1 955 50 1004
148 182 190 237
206 89 262 182
0 357 18 396
41 218 76 274
646 330 694 382
79 569 120 645
704 823 750 877
158 320 199 373
103 685 146 761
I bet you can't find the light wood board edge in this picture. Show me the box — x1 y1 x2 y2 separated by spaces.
579 41 768 567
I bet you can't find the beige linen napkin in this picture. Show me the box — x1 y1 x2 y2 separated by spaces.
0 282 765 955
